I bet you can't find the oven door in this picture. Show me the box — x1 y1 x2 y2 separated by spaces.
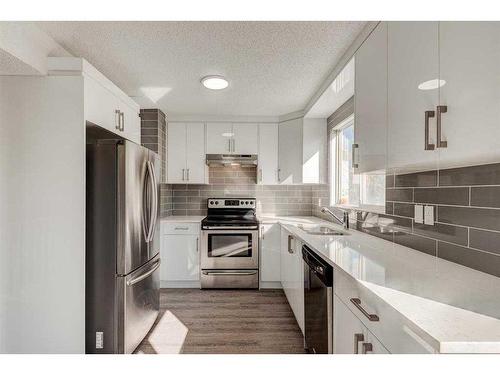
201 229 259 269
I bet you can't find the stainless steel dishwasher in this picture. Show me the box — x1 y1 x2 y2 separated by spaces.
302 244 334 354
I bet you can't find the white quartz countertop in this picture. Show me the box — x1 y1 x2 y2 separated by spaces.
161 216 204 223
264 215 500 354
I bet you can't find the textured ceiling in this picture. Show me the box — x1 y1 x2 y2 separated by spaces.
36 21 366 117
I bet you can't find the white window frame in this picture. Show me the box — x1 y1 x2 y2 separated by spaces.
329 114 385 213
329 114 355 207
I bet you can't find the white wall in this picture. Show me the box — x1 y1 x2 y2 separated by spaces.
0 76 85 353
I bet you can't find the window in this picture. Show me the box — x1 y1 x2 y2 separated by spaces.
329 114 385 211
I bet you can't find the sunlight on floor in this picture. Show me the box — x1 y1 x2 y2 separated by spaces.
136 310 188 354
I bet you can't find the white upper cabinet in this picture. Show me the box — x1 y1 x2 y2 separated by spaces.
258 124 279 184
387 22 440 173
354 22 387 174
206 122 233 154
49 57 140 144
167 122 207 184
438 22 500 168
206 122 258 154
186 123 206 183
167 123 187 183
232 123 259 154
278 118 303 184
118 98 141 144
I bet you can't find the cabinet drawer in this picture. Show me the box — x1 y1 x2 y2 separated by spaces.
334 269 435 353
162 222 200 235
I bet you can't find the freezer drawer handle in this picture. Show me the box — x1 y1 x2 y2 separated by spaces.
350 298 379 321
202 270 258 276
127 259 161 286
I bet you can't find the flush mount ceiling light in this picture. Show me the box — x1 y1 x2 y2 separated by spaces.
418 79 446 91
201 75 229 90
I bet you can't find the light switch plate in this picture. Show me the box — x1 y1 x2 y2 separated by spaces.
424 205 434 226
414 204 424 224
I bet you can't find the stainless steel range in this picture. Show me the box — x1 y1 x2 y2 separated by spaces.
200 198 259 289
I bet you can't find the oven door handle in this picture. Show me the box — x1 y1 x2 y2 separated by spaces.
202 270 258 276
203 226 259 230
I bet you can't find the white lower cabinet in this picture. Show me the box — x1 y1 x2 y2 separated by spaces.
260 223 281 286
280 228 304 334
334 295 389 354
160 223 201 287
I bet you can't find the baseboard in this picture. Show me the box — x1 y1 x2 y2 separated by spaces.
161 280 201 288
259 281 282 289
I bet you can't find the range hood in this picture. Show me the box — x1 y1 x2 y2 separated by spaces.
206 154 258 167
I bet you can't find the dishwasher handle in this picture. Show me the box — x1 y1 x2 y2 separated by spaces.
302 244 333 287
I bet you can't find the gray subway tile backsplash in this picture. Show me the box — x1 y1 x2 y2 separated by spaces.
414 187 469 206
437 241 500 278
470 186 500 208
413 222 468 246
395 170 437 187
469 228 500 256
439 162 500 186
393 232 437 256
438 206 500 232
386 188 413 202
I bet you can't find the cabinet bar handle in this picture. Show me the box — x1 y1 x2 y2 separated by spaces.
362 343 373 354
259 168 263 183
287 235 294 254
182 169 185 181
350 298 379 321
354 333 364 354
115 110 120 130
352 143 359 168
228 139 231 152
196 237 199 252
436 105 448 148
120 111 125 131
277 168 281 182
186 168 190 181
424 110 435 150
174 226 189 230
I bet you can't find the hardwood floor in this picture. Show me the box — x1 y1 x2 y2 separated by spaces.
135 288 306 354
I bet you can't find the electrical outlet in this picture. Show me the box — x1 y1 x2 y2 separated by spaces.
424 205 435 226
96 331 103 349
414 204 424 224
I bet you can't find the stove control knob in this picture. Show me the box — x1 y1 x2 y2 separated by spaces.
215 201 219 205
210 201 214 205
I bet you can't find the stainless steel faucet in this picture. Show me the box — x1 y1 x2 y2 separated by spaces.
321 207 349 229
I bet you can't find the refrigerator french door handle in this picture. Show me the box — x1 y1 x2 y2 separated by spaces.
141 163 151 241
148 161 159 243
145 161 156 242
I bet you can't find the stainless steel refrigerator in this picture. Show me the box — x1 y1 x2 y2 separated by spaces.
86 139 161 354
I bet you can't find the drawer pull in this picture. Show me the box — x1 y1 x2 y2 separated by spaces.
362 342 373 354
174 227 189 230
354 333 364 354
350 298 379 322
